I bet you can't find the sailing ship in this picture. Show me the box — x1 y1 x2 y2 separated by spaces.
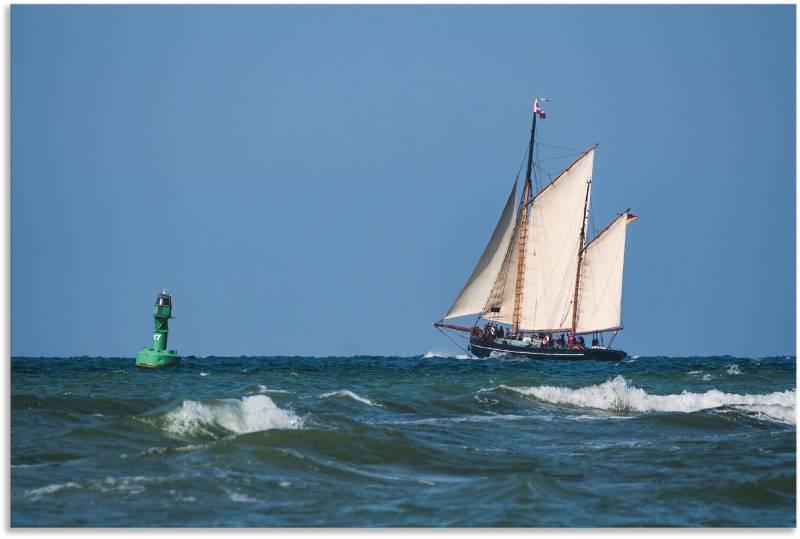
434 98 636 361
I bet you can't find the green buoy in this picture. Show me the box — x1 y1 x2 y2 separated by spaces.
136 289 181 368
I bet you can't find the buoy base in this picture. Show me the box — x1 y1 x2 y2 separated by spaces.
136 348 181 368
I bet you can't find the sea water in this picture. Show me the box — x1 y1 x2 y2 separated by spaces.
11 355 796 527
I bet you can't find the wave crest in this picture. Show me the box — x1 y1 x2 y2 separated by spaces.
505 376 796 425
423 351 471 360
317 390 381 407
164 395 303 437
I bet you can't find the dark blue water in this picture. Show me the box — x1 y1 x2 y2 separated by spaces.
11 355 796 527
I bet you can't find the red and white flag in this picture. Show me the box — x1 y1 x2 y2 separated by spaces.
534 97 549 118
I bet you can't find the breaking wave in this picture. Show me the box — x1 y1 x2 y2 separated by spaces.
163 395 303 437
23 481 81 500
504 376 796 425
423 351 472 360
317 390 381 407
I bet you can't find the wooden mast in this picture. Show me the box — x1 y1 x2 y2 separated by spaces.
570 174 593 336
571 207 630 337
511 100 538 336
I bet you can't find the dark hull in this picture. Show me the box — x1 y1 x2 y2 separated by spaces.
469 337 626 361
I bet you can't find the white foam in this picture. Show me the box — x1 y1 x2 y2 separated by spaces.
24 477 161 499
505 375 796 425
138 443 208 456
389 413 533 426
164 395 303 436
566 413 635 422
423 351 471 360
24 481 81 499
734 404 795 424
318 389 382 407
200 372 209 377
727 364 741 375
99 475 148 495
228 491 257 503
260 385 291 394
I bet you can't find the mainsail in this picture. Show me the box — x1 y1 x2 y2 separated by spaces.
443 180 517 320
518 149 594 332
574 211 629 334
481 149 594 331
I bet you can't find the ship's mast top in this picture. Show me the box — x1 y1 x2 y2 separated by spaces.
524 97 548 187
511 97 548 336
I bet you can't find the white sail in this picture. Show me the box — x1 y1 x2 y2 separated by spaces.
574 212 628 334
443 181 518 320
517 149 594 332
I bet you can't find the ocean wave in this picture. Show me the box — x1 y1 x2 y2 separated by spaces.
239 383 291 395
423 351 471 360
137 443 209 457
261 387 291 394
227 491 257 503
23 481 81 500
731 404 795 425
487 351 533 361
163 395 303 437
504 376 796 425
23 475 171 500
387 413 533 426
317 390 382 407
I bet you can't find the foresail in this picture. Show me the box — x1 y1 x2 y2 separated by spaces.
481 208 521 324
518 149 594 332
574 212 628 334
443 180 518 320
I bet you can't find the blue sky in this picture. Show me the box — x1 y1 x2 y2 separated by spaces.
12 5 795 357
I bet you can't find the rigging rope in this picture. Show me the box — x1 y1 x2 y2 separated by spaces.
436 326 475 358
537 152 582 163
515 145 528 182
536 141 582 153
